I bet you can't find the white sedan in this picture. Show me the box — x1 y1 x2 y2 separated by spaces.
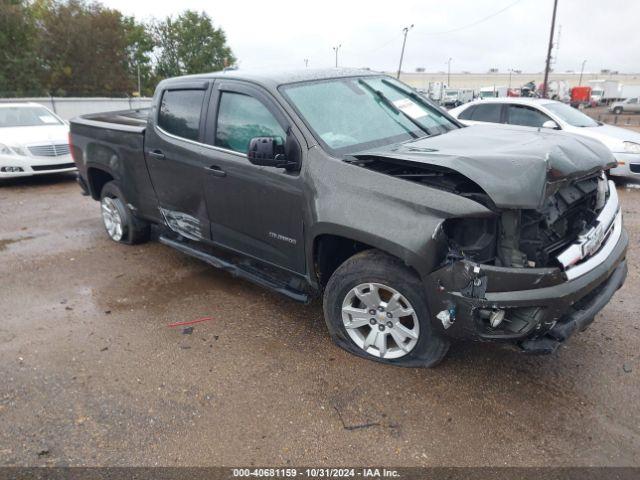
0 103 77 178
449 97 640 180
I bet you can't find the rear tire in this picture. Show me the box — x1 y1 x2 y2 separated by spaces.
100 181 150 244
323 250 449 367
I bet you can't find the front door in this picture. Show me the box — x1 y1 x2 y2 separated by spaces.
199 80 306 274
145 82 212 241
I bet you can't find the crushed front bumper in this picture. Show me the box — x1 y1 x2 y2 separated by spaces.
425 183 628 353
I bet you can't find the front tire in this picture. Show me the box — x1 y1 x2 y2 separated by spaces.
323 250 449 367
613 107 623 115
100 181 150 244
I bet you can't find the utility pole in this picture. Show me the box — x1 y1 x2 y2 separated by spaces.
542 0 559 99
304 58 309 68
332 45 341 68
137 63 141 96
578 59 587 85
446 57 452 87
396 24 414 79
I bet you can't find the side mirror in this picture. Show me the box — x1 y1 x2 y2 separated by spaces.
247 136 298 170
541 120 560 130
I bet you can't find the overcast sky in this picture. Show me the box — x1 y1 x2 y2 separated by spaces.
103 0 639 73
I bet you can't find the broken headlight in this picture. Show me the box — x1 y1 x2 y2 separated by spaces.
443 217 497 264
596 171 609 211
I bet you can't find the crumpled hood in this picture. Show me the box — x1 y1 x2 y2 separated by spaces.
354 124 616 209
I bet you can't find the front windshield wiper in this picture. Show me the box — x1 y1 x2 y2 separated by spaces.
357 79 434 137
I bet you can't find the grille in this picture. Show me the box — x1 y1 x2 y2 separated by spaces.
31 162 75 171
28 144 70 157
519 174 602 267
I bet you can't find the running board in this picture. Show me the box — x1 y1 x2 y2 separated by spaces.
158 235 310 303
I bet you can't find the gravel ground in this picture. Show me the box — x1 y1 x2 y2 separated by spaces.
0 174 638 467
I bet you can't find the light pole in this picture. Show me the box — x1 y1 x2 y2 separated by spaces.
578 59 587 85
542 0 559 99
333 44 341 68
304 58 309 68
396 24 414 79
446 57 452 87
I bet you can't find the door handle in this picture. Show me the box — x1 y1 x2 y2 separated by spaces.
148 149 165 160
206 165 226 177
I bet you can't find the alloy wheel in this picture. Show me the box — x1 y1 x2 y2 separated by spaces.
101 196 124 241
341 282 420 359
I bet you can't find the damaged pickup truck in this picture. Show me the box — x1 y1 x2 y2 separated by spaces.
69 69 627 367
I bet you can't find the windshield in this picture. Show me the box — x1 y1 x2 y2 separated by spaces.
280 76 458 154
591 89 604 96
446 90 459 96
545 102 598 127
0 106 63 128
480 91 495 98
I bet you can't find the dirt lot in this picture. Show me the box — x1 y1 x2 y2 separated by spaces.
0 174 639 467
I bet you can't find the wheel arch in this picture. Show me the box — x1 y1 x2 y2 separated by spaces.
310 225 427 289
86 165 115 200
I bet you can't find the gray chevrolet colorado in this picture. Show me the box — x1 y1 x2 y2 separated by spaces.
69 68 628 367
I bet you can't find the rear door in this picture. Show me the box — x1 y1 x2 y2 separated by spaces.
199 80 306 273
145 81 212 241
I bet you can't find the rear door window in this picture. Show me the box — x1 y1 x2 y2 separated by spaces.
506 104 551 128
158 89 206 141
469 103 503 123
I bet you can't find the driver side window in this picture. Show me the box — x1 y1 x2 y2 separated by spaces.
506 104 551 128
215 92 286 154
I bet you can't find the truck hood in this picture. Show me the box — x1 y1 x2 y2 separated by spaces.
353 124 616 209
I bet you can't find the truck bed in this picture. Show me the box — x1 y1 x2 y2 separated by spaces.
69 108 160 222
72 108 149 133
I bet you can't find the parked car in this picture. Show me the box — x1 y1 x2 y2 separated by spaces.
610 97 640 115
0 102 76 178
450 97 640 180
70 69 627 367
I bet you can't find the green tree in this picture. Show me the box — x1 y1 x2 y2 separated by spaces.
123 16 155 96
37 0 135 96
154 10 236 78
0 0 43 96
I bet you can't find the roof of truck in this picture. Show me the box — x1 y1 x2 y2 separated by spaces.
160 68 383 90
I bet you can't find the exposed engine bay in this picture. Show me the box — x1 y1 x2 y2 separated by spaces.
348 156 609 269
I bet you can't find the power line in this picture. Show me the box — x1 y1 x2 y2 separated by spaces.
416 0 528 37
